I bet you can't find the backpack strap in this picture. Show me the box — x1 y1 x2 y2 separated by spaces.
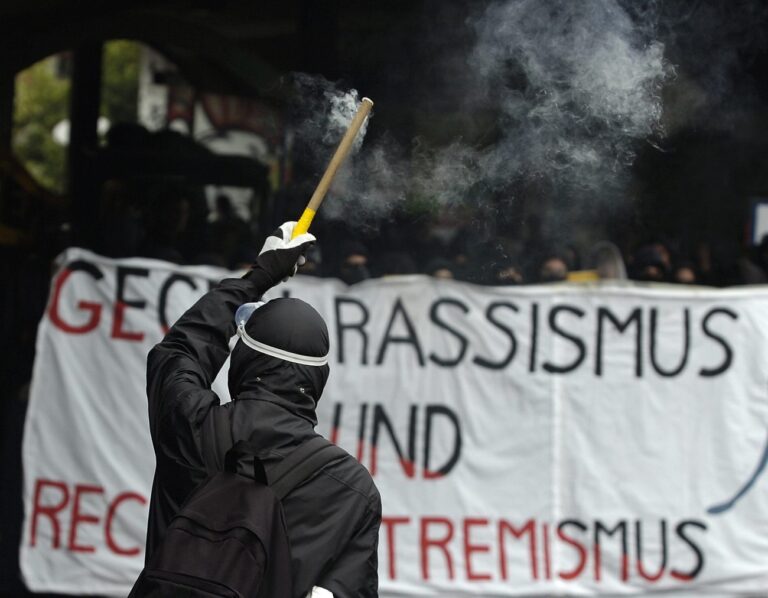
269 436 348 500
202 407 235 473
224 440 268 484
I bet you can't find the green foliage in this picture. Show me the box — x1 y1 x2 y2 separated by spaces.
12 40 141 194
101 40 140 125
13 57 70 193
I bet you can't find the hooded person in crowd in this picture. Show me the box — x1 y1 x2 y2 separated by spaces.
335 239 371 285
144 221 381 597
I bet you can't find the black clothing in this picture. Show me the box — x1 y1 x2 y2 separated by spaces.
145 272 381 598
229 297 330 426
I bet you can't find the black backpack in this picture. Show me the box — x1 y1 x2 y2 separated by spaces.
129 435 347 598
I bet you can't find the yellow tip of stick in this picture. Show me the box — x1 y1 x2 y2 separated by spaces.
292 208 317 239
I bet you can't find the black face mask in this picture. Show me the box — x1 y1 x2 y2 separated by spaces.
229 298 330 425
339 264 370 285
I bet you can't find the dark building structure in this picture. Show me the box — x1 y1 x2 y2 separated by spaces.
2 1 768 595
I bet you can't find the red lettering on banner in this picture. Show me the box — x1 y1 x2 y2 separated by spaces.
48 269 102 334
623 554 631 582
369 445 418 477
30 479 70 548
29 478 148 556
557 522 588 580
594 521 629 582
370 445 378 476
382 515 705 584
464 518 492 581
26 479 709 585
332 402 461 480
111 301 145 341
382 516 410 579
498 519 537 580
638 557 666 582
105 492 147 556
68 484 104 553
420 517 455 580
542 522 552 580
669 520 706 582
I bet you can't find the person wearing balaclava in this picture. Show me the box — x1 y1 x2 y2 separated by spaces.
143 222 381 598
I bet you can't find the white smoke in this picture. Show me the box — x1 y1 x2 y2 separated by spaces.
289 73 369 158
291 0 674 225
467 0 672 196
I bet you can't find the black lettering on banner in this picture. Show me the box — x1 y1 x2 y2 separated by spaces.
594 520 628 581
407 405 418 473
371 404 416 477
650 308 690 377
376 298 425 366
116 267 149 308
158 274 197 332
71 259 103 279
356 403 369 462
335 297 369 365
671 520 707 580
330 402 342 445
423 405 462 478
543 305 587 374
557 520 588 580
429 298 470 367
529 303 539 373
635 519 667 581
474 301 519 370
112 266 149 341
699 308 738 377
596 307 643 377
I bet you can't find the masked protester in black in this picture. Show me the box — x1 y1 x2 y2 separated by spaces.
144 222 381 598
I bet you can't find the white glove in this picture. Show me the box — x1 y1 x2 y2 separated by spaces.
255 221 316 283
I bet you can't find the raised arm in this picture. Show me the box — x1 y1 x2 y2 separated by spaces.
146 222 316 450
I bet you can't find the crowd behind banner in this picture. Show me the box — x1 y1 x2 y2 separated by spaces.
90 169 768 289
17 248 768 596
27 124 753 290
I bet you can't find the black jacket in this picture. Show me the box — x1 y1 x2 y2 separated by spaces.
144 272 381 597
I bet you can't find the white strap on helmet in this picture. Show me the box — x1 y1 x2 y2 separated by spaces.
236 323 329 366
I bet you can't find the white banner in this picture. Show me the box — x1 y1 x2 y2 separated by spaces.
21 248 768 596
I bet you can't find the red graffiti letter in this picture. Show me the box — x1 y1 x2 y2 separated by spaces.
105 492 146 556
420 517 455 580
48 265 103 334
68 484 104 553
382 516 410 579
498 519 538 580
111 302 144 341
557 520 588 580
30 479 69 548
464 518 492 581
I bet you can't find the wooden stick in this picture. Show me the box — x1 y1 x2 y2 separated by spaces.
292 97 374 238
